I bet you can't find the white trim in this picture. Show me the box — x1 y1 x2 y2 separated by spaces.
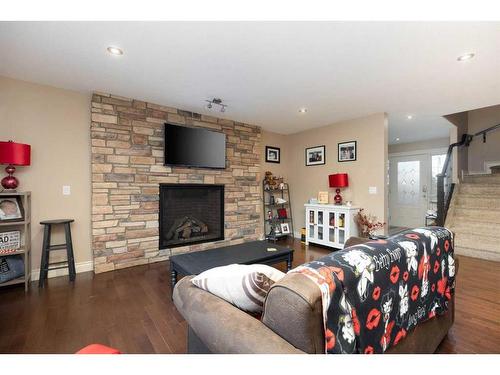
388 147 448 158
30 260 94 281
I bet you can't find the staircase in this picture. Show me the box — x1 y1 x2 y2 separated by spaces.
445 169 500 261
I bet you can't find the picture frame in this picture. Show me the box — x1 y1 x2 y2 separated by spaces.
280 223 291 235
0 196 24 222
305 145 326 166
318 191 329 204
265 146 280 164
338 141 357 162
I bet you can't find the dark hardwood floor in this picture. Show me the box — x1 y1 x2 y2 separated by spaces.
1 239 499 354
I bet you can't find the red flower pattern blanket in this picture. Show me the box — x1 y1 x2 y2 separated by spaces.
290 227 455 353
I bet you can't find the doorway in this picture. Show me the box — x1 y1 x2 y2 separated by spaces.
388 150 447 228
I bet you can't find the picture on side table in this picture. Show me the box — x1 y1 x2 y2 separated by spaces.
265 146 280 163
338 141 357 162
305 145 326 166
0 197 24 222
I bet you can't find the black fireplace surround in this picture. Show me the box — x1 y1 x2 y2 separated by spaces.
159 184 224 249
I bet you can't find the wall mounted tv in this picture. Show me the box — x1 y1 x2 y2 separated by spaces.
164 123 226 169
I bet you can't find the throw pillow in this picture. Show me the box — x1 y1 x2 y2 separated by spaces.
191 264 285 313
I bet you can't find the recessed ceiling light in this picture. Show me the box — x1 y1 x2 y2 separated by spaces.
394 137 400 142
107 46 124 56
406 115 413 120
457 53 475 62
298 108 308 114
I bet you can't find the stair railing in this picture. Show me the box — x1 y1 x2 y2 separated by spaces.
436 134 471 226
436 122 500 226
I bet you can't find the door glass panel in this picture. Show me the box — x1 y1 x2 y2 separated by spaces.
329 212 335 227
431 154 446 202
308 210 315 224
318 211 323 225
338 229 345 245
397 160 420 206
329 228 335 242
309 225 315 237
318 226 323 240
338 213 345 228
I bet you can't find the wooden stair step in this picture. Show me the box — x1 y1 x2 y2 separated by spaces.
462 174 500 184
459 183 500 195
454 195 500 209
453 245 500 262
454 232 500 253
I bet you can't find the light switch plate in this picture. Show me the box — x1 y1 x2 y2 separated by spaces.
63 185 71 195
369 186 377 195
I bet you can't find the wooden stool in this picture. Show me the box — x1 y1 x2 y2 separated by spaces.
39 219 76 288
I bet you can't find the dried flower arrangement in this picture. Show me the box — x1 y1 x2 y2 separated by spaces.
355 208 386 237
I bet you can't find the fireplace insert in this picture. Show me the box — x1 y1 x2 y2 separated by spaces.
159 184 224 249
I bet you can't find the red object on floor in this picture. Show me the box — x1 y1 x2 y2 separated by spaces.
76 344 121 354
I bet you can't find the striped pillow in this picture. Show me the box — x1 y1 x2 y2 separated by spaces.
191 264 285 313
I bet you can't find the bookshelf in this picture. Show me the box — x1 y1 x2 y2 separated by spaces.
0 191 31 291
262 182 294 242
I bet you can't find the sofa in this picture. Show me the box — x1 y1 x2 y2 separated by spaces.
173 236 457 354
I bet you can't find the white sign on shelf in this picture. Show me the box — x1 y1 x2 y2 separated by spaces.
0 230 21 253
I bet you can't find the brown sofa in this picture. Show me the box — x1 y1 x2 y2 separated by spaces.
173 237 457 354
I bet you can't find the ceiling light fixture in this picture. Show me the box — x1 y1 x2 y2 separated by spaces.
107 46 124 56
394 137 400 142
457 53 475 62
299 108 308 114
205 98 227 113
406 115 413 120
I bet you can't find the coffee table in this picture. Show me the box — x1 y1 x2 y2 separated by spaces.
169 240 294 293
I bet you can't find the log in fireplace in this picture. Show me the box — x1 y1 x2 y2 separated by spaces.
159 184 224 249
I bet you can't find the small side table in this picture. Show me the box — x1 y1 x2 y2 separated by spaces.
38 219 76 288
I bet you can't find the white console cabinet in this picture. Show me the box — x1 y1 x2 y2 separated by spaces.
304 203 359 249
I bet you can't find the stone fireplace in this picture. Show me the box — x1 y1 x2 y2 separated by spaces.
159 184 224 248
90 92 262 273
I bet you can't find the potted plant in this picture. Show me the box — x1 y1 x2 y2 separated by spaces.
355 209 386 238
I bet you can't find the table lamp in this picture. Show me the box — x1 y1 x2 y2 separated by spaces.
0 141 31 190
329 173 349 205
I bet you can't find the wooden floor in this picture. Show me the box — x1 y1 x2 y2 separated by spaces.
1 239 499 354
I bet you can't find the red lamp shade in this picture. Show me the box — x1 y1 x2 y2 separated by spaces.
0 141 31 190
329 173 349 188
0 141 31 166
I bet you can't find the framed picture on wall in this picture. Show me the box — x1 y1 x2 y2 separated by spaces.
338 141 357 162
265 146 280 163
305 145 326 166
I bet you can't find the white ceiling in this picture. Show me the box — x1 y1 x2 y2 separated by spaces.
388 114 452 144
1 22 499 138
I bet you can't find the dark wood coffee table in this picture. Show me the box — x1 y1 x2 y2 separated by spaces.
169 240 294 293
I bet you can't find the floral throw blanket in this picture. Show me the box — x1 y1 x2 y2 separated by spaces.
290 227 456 354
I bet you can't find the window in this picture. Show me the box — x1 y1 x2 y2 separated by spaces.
431 154 447 201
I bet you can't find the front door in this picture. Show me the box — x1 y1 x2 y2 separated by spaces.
389 154 430 228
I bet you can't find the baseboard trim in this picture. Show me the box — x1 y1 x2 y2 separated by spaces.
30 261 94 281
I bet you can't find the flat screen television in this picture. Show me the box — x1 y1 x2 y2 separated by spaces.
164 123 226 169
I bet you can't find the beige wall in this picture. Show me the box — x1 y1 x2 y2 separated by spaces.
388 137 449 154
286 113 388 235
260 130 289 179
1 75 389 278
467 104 500 172
445 111 468 178
0 76 92 274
